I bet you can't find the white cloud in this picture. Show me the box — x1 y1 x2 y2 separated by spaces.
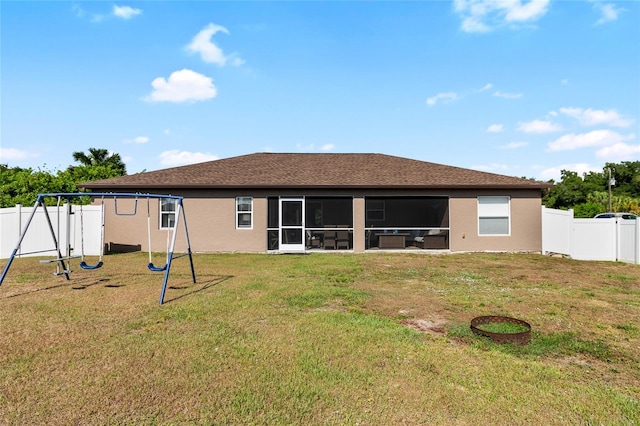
547 129 636 151
228 56 246 67
454 0 550 33
517 119 562 133
0 147 40 161
594 2 623 25
595 142 640 160
504 0 550 22
487 124 504 133
499 141 528 149
72 4 85 18
561 78 569 85
113 5 142 20
559 107 634 128
471 163 511 172
460 17 491 33
158 150 218 167
146 69 217 103
294 143 335 152
538 163 598 181
426 92 458 106
72 4 140 22
124 136 149 144
479 83 493 92
186 23 244 66
494 90 522 99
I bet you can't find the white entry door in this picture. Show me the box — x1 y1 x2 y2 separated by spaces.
280 198 305 252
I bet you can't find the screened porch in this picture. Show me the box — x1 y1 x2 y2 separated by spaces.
266 196 449 252
364 196 450 250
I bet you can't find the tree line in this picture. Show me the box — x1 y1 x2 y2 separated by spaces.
542 161 640 217
1 149 639 216
1 148 126 207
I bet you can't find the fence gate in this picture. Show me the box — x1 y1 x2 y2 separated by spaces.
542 206 640 264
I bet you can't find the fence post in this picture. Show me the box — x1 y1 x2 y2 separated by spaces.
616 218 621 262
541 206 546 255
568 208 574 259
636 217 640 265
16 204 22 256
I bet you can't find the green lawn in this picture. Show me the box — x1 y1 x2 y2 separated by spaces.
1 252 639 425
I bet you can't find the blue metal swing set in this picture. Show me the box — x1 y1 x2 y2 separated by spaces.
0 192 196 305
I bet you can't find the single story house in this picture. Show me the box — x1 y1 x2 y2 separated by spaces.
79 153 553 254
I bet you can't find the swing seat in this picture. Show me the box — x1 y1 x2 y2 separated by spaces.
148 262 167 272
80 261 103 270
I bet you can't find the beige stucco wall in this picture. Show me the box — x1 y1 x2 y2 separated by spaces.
448 189 543 252
99 188 543 254
102 191 269 254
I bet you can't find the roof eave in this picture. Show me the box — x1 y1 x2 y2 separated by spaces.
79 183 553 190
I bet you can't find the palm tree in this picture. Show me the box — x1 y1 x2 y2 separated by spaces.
72 148 126 176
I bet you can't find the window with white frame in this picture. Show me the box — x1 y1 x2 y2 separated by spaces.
236 197 253 229
478 196 510 235
160 198 177 229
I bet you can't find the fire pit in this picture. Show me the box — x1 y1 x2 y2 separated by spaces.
470 315 531 345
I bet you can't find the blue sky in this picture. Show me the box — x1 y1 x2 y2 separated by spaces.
1 1 638 181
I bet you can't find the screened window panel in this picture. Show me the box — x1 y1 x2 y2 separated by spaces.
161 213 176 228
282 229 303 244
281 201 302 227
162 199 176 212
479 217 509 235
364 197 448 228
267 197 279 228
237 213 252 227
478 196 509 216
237 197 252 212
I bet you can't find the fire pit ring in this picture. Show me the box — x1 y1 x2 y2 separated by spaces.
470 315 531 345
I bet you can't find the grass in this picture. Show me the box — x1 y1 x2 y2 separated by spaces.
0 251 639 425
474 321 530 334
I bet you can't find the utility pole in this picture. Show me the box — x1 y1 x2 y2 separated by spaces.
607 167 614 212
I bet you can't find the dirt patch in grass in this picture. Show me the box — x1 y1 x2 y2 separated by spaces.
402 318 446 336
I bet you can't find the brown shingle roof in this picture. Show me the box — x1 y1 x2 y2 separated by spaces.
80 153 552 190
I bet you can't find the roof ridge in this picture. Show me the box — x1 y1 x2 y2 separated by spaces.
80 152 553 190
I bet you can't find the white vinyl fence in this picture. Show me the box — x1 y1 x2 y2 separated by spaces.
0 204 103 259
542 206 640 264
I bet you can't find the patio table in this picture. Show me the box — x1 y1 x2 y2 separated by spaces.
376 233 409 249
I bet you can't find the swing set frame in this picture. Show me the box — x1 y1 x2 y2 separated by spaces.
0 192 196 305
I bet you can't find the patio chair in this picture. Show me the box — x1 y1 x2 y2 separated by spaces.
336 225 350 250
416 229 448 249
324 227 337 249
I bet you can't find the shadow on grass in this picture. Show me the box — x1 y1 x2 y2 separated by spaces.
162 274 233 304
0 273 233 305
0 277 112 298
